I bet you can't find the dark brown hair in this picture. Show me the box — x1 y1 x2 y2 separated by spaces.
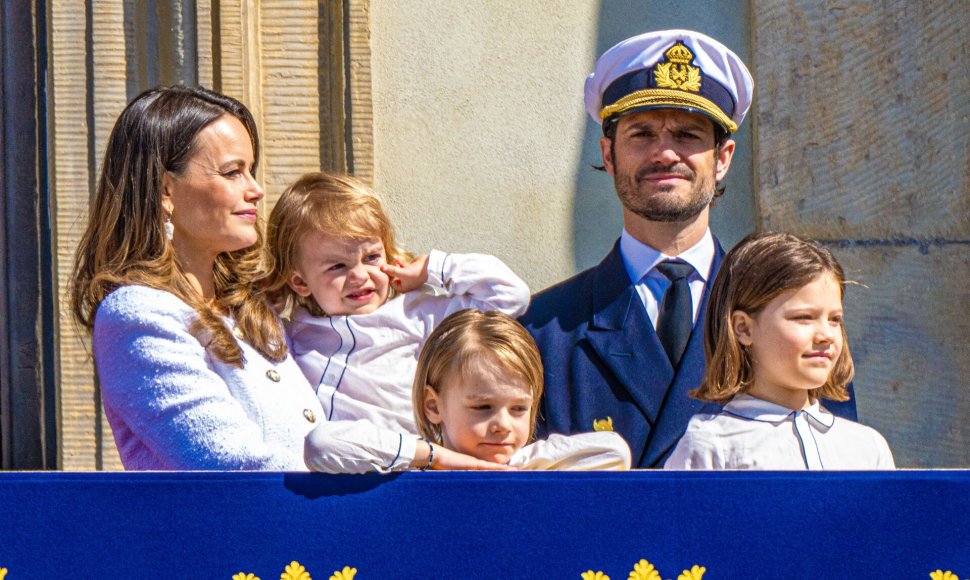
693 231 854 403
70 85 286 365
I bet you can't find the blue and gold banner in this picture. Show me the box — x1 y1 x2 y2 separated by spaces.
0 471 967 578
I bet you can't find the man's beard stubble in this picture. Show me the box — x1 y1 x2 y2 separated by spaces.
614 162 717 223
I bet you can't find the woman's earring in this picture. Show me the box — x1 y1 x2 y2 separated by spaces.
164 216 174 241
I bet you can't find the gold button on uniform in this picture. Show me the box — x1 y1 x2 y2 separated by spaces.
266 369 281 382
303 409 316 423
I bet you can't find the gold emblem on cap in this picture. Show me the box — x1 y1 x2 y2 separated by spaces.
593 416 614 432
654 42 701 93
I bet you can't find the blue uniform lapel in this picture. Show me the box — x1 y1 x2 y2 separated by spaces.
583 239 726 467
584 243 674 425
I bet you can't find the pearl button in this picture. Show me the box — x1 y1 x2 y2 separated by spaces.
266 369 281 382
303 409 316 423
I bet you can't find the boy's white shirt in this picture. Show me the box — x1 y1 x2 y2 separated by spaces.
305 424 632 473
287 249 531 434
663 393 895 470
509 432 632 471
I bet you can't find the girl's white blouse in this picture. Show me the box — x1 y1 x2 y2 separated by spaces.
664 394 895 470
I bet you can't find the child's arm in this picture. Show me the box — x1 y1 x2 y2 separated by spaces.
304 419 508 473
508 432 632 471
383 250 531 318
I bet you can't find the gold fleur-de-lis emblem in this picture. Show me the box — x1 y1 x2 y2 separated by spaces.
329 566 357 580
281 561 311 580
593 417 614 432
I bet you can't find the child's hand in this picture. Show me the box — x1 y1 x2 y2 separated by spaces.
414 441 509 471
381 255 429 294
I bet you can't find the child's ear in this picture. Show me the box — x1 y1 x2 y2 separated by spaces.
423 385 443 424
287 271 313 298
731 310 754 346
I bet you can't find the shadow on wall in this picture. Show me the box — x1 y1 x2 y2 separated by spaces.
570 0 756 273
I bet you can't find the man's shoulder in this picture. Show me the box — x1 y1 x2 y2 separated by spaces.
521 260 615 336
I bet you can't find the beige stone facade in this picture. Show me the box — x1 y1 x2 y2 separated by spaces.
34 1 969 468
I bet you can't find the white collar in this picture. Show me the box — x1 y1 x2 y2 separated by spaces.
723 393 836 429
619 228 715 285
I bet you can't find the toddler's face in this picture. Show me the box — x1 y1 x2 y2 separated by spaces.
424 356 533 464
733 272 844 410
287 231 390 316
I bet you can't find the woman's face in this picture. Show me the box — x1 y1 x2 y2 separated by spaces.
162 115 264 265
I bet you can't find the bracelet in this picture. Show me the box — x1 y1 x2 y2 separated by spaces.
420 437 435 471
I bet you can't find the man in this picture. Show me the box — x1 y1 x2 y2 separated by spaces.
521 29 856 468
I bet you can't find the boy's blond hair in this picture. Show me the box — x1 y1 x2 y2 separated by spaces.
412 309 545 444
263 172 409 317
694 231 854 404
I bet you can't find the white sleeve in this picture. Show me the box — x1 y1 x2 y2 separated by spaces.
93 287 305 470
870 428 896 470
422 249 531 318
508 432 632 471
663 418 723 470
304 420 418 473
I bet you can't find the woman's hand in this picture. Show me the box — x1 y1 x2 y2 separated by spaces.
381 255 429 294
412 439 509 471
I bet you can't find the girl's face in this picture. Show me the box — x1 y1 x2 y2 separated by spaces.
424 355 534 464
732 272 844 411
287 231 390 316
161 115 264 264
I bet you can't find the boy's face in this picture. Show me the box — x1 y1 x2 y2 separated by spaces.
287 231 390 316
424 355 534 464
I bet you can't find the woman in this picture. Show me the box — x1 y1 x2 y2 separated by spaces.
70 86 503 471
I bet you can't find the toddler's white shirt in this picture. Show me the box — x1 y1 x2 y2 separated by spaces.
286 250 530 434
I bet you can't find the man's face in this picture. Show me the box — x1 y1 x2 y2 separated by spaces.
600 109 735 223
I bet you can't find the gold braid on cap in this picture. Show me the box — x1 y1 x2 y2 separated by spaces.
599 88 738 133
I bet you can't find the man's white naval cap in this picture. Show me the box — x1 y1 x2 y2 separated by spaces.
585 29 754 134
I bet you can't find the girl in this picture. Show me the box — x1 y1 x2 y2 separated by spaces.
264 172 531 436
412 309 631 470
664 231 894 470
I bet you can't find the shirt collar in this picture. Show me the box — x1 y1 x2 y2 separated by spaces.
723 393 836 428
619 228 715 285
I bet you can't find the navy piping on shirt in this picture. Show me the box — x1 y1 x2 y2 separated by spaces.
723 408 827 470
440 253 450 290
805 414 825 469
383 433 404 470
318 316 358 421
